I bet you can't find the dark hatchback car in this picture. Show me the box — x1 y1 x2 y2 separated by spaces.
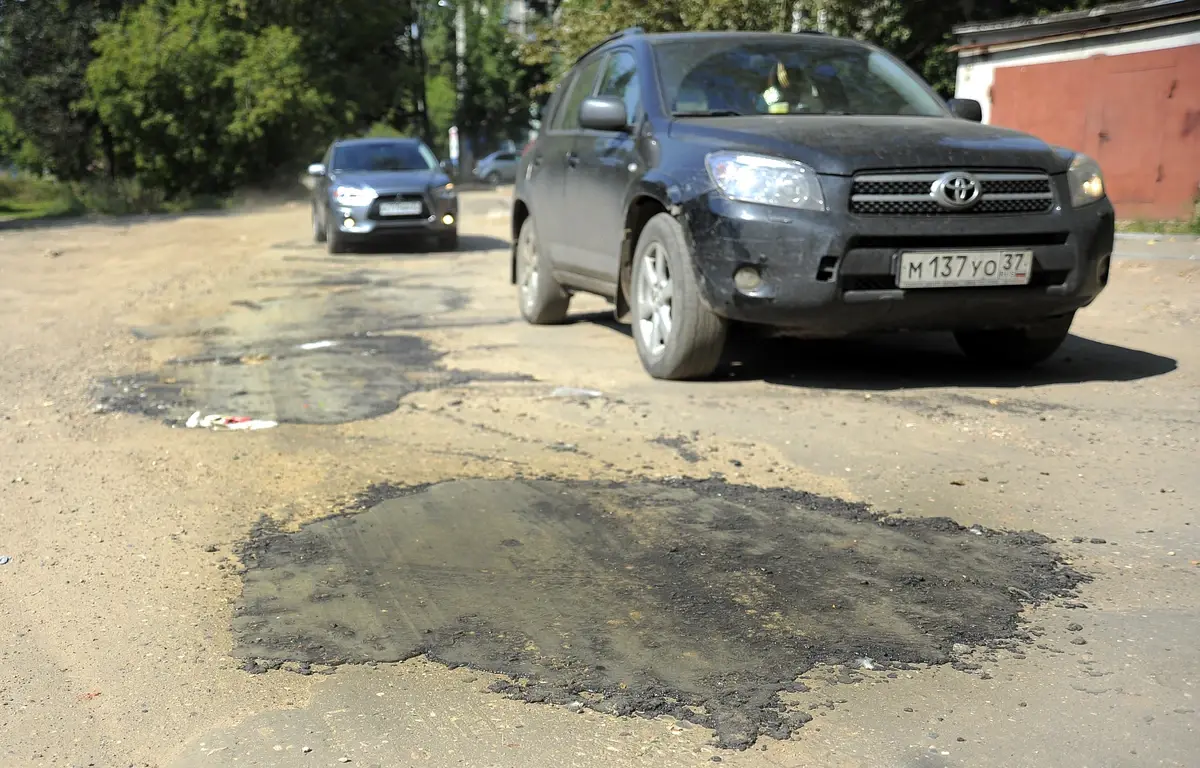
510 29 1114 380
308 137 458 253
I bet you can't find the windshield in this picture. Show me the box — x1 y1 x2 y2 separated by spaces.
332 141 438 172
653 37 948 118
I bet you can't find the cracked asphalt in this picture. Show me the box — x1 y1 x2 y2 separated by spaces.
1 190 1197 768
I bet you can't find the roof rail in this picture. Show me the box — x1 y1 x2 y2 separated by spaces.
793 29 827 35
574 26 645 64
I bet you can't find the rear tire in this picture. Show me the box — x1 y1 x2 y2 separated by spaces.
515 216 570 324
954 313 1075 368
630 213 727 380
326 217 348 254
312 206 326 243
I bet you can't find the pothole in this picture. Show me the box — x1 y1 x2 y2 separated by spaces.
100 278 530 425
95 333 531 425
231 477 1088 749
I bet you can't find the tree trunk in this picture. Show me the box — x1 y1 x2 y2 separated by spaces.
101 121 118 180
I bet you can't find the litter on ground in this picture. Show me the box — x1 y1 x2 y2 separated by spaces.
185 411 278 430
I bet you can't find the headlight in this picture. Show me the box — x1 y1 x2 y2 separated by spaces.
705 151 824 211
334 186 375 206
1067 153 1105 207
433 182 456 199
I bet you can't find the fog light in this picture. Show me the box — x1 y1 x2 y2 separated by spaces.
343 217 355 228
734 266 763 292
442 214 455 226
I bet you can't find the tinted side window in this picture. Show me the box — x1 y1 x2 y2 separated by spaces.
556 55 606 131
497 153 517 162
596 50 640 125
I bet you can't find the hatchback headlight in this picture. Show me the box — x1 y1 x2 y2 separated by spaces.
705 151 825 211
334 186 375 206
1067 153 1105 208
433 182 456 199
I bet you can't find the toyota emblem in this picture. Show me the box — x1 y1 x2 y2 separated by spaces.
931 172 981 209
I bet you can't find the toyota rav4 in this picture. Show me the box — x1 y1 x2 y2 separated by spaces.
509 28 1114 380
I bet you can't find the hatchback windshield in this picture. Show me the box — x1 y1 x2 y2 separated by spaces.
653 37 948 118
333 141 438 172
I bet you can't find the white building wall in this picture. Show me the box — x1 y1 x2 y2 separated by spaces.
954 27 1200 124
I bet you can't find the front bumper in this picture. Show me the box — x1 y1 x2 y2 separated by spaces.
680 175 1114 336
330 192 458 238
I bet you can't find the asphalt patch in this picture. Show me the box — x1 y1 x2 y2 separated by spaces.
95 333 530 425
232 477 1087 749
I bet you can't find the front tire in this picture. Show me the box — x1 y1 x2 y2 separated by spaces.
325 217 348 254
631 213 727 380
312 205 326 243
515 216 570 324
438 228 459 252
485 171 501 186
954 313 1075 368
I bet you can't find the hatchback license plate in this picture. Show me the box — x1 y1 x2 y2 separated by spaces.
379 201 422 216
897 250 1033 289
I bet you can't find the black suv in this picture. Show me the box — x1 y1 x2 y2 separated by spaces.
510 29 1114 380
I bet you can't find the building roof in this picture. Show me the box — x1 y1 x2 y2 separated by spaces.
953 0 1200 53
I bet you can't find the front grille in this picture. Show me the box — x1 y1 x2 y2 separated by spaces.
850 232 1069 249
850 171 1054 216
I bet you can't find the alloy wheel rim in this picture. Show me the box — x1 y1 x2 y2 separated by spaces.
518 226 539 312
636 243 673 357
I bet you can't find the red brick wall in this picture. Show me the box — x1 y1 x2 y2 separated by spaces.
991 43 1200 220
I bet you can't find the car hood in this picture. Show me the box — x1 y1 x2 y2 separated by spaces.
668 116 1072 176
331 169 449 192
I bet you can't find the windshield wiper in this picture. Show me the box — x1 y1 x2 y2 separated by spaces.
672 109 744 117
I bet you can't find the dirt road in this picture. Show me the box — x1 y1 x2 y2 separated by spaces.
1 191 1197 768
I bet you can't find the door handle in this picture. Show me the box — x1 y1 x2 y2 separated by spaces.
566 151 580 168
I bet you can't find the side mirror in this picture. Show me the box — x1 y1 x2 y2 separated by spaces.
579 97 630 132
948 98 983 122
439 159 453 173
307 162 327 176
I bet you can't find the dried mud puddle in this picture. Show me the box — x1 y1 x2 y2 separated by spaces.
95 334 530 425
233 478 1087 749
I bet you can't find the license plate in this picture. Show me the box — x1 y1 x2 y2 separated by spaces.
896 250 1033 289
378 201 422 216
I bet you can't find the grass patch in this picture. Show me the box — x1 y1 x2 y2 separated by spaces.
0 174 296 223
1117 201 1200 236
0 176 82 221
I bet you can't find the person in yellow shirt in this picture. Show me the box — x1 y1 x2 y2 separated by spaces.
758 60 822 115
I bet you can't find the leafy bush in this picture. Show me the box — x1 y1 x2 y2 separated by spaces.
66 178 171 216
0 175 80 219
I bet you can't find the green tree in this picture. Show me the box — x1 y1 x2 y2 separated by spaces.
0 105 44 170
462 0 535 150
521 0 783 89
421 0 534 159
0 0 130 178
228 0 422 135
86 0 326 195
520 0 1098 97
